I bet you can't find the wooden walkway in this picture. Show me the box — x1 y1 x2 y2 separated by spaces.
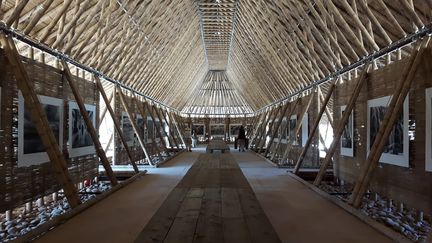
135 153 281 243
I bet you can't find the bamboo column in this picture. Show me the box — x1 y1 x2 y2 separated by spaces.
270 98 300 161
293 79 338 174
62 60 119 186
350 43 426 208
0 34 81 208
117 87 154 166
314 64 371 186
281 91 316 163
264 102 290 157
95 76 139 173
257 105 283 153
253 108 276 150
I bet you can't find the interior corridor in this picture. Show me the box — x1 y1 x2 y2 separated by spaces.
35 147 391 243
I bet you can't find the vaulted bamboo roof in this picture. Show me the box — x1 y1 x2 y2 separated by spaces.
0 0 430 115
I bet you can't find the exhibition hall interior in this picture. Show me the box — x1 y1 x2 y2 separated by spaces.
0 0 431 242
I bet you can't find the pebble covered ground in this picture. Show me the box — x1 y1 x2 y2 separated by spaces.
319 181 431 242
0 181 111 242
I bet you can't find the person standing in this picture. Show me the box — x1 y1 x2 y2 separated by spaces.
237 125 246 152
191 131 198 148
184 127 192 152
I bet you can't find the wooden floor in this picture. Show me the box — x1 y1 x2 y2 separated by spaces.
135 153 281 243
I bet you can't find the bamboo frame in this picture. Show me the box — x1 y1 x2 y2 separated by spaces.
0 33 81 208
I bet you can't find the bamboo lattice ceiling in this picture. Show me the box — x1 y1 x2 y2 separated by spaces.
0 0 430 114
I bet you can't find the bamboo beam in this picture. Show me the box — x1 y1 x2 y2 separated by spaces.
62 60 118 186
314 64 371 186
5 0 29 27
23 0 55 35
117 87 154 166
0 33 81 208
160 108 181 150
153 105 176 150
95 76 139 172
293 79 338 174
253 108 274 149
349 41 427 208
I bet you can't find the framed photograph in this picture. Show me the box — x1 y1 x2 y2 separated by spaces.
340 105 354 157
367 95 409 167
301 113 308 147
230 124 242 137
121 112 135 146
288 115 297 145
210 124 224 136
147 117 154 143
68 102 96 157
18 92 63 167
136 114 145 143
426 88 432 171
193 124 205 136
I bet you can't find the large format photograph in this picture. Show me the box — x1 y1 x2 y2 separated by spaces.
288 115 297 145
18 93 63 167
340 105 354 157
69 102 96 157
230 124 241 137
210 124 225 136
367 96 408 167
122 112 135 146
193 124 205 136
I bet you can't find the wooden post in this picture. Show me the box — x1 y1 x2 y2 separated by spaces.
281 90 316 163
264 103 290 157
94 76 139 173
117 87 154 166
349 43 426 208
62 60 118 185
293 79 338 174
0 34 81 208
153 105 177 150
313 64 371 186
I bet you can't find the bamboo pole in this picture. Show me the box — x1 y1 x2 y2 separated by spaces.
117 87 154 166
94 76 139 172
257 105 282 153
0 33 81 208
62 60 118 186
350 42 427 208
314 64 371 186
264 102 290 157
293 79 338 174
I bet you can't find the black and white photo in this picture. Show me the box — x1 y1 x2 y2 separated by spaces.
210 124 224 136
18 93 63 167
68 102 96 157
122 112 135 146
288 115 297 145
147 117 154 142
193 124 205 136
367 95 408 167
230 124 241 137
340 105 354 157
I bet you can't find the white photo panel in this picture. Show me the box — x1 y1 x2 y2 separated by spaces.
301 113 308 147
68 102 96 157
367 95 409 167
340 105 354 157
426 88 432 171
18 92 63 167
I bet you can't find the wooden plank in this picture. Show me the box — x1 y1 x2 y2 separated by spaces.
221 188 251 243
313 64 371 186
0 34 81 208
293 79 337 174
62 61 118 186
193 188 223 243
95 76 139 172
